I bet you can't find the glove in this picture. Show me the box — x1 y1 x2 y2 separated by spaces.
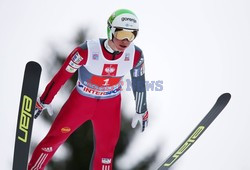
131 111 149 132
34 98 54 119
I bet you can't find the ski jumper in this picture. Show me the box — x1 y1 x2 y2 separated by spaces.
28 39 147 170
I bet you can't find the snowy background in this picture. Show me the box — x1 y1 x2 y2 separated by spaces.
1 0 250 170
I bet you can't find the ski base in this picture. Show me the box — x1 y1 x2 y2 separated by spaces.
13 61 42 170
157 93 231 170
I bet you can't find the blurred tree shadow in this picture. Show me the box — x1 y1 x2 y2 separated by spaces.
36 29 158 170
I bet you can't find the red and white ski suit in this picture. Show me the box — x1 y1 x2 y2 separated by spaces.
28 39 147 170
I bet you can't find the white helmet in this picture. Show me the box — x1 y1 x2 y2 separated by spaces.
107 9 139 41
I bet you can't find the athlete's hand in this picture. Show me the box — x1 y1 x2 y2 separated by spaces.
131 111 148 132
34 98 54 119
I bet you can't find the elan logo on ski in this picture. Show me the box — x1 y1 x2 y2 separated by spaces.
18 95 33 143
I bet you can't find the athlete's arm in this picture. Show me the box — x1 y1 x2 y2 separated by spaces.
130 47 148 132
40 43 88 104
130 47 147 113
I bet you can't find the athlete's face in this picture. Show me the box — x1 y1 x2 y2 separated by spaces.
112 37 132 52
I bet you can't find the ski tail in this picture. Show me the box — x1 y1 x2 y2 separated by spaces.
157 93 231 170
13 61 42 170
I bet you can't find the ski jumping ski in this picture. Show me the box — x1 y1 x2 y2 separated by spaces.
157 93 231 170
13 61 42 170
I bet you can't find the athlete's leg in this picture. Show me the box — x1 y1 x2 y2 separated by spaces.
28 89 95 170
90 95 121 170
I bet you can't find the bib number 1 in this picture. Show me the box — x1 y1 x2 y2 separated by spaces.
103 79 110 86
